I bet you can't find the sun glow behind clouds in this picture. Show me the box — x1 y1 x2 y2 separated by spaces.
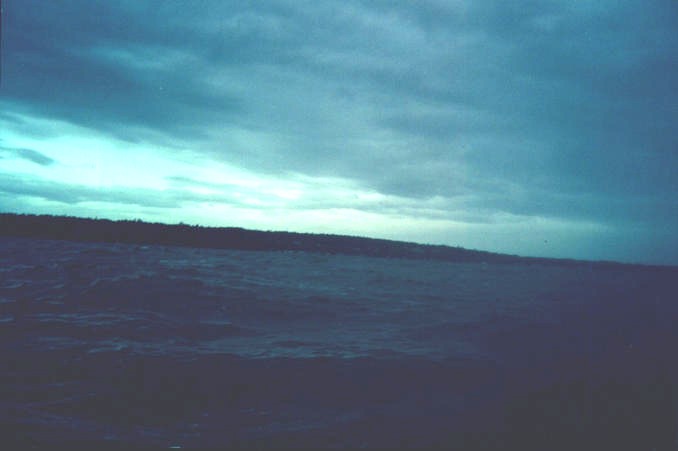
2 109 440 234
0 110 299 193
6 110 419 232
2 111 173 190
0 108 649 263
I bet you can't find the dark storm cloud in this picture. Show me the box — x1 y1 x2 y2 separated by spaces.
4 0 678 236
3 0 243 142
0 146 56 166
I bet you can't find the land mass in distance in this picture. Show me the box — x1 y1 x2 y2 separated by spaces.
0 213 665 270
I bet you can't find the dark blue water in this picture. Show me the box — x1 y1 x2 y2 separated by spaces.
2 237 677 449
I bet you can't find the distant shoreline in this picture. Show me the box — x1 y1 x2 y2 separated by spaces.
0 213 669 270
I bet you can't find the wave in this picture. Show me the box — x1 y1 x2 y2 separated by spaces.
2 236 678 448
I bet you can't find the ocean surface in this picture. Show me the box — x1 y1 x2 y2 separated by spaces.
2 236 678 449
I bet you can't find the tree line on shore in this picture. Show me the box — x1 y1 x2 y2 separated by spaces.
0 212 637 268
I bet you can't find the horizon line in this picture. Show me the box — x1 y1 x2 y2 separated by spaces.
1 211 675 270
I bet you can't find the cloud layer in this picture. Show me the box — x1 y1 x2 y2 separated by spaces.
2 0 677 264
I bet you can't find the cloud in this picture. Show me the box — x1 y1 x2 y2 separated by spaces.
0 146 56 166
4 1 243 144
2 0 677 263
0 173 176 208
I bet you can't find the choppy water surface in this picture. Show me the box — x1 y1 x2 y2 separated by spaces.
1 237 677 449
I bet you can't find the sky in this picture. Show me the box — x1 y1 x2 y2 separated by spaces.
1 1 677 265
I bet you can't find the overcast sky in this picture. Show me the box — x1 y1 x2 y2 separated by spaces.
2 0 677 264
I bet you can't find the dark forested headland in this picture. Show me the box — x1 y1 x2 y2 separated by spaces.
0 213 656 269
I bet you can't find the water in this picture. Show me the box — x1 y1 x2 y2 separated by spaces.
1 237 677 449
